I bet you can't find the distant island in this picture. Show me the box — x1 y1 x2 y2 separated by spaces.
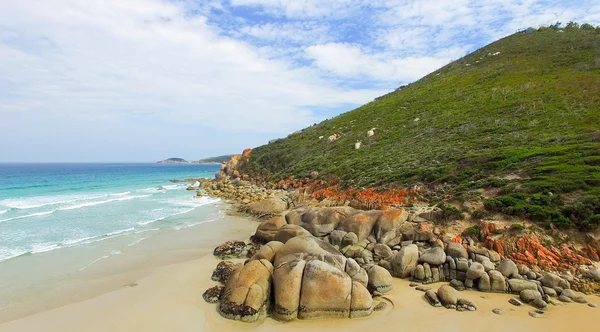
157 155 234 164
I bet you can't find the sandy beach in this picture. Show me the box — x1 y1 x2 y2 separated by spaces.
1 210 598 332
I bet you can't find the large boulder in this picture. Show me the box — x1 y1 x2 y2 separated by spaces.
273 258 372 321
496 259 519 278
219 259 273 322
245 198 287 217
274 224 312 244
466 262 486 280
520 289 542 303
373 209 408 242
508 279 538 293
418 246 447 266
445 242 468 259
298 207 358 237
254 216 287 243
437 285 458 309
249 241 284 263
391 244 419 278
489 270 508 293
373 243 393 260
367 265 394 294
337 211 384 241
540 273 570 289
274 236 346 271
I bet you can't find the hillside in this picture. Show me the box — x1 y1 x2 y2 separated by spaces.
244 25 600 231
194 155 234 164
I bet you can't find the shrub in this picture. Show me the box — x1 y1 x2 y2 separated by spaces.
471 209 488 220
463 226 480 236
510 223 525 231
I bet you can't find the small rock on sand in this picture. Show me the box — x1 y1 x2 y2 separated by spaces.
509 298 524 306
589 303 597 308
492 308 505 315
529 311 543 318
416 286 431 292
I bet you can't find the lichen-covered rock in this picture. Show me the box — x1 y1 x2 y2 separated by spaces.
337 210 384 241
367 265 394 294
254 217 287 243
437 285 458 309
391 244 419 278
214 241 247 259
203 285 224 303
219 259 273 322
418 246 447 266
274 224 312 244
373 208 408 242
497 259 519 278
212 261 238 284
446 242 468 259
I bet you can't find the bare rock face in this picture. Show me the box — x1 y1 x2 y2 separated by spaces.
418 246 447 266
219 259 274 322
391 244 419 278
337 211 384 241
244 198 287 218
254 216 287 243
366 265 394 294
249 241 284 263
446 242 468 259
274 224 312 244
271 236 373 321
295 207 358 237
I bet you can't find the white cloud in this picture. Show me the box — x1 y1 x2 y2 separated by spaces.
1 0 599 161
305 43 449 82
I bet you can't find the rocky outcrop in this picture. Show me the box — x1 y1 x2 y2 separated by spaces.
253 217 287 243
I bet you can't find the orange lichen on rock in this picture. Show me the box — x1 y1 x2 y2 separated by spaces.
487 232 593 271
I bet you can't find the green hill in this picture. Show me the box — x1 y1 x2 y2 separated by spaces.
245 24 600 231
194 155 235 164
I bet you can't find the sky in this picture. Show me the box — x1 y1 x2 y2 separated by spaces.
1 0 599 162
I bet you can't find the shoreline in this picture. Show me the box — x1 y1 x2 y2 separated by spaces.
0 202 258 324
2 182 599 331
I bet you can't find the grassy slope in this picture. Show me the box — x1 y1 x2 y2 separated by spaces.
194 155 234 163
245 26 600 230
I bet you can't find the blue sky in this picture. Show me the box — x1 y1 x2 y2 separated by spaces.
1 0 598 162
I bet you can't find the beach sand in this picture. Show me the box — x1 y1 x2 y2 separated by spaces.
0 213 598 332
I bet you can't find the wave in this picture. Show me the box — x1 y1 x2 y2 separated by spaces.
30 243 59 254
57 195 151 211
105 227 135 237
0 194 106 210
159 184 179 190
0 210 55 223
110 191 131 196
0 209 7 214
78 250 122 271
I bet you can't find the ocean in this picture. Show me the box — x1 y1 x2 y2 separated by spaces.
0 163 222 264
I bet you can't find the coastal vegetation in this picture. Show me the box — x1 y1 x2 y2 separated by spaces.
244 24 600 231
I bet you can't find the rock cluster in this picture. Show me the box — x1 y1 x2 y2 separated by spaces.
198 178 283 207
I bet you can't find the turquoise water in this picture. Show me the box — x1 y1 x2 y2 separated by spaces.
0 163 221 262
